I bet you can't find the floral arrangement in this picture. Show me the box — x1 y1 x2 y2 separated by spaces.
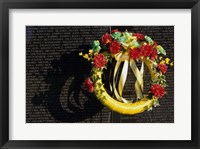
80 29 173 115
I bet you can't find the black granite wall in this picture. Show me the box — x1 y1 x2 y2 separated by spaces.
26 26 174 123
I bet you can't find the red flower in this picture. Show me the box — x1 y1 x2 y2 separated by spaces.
151 84 165 98
140 44 153 57
111 29 119 33
157 64 168 74
85 77 94 92
150 50 157 60
133 33 145 40
102 33 112 45
109 41 121 54
129 48 141 59
93 54 107 68
153 40 157 47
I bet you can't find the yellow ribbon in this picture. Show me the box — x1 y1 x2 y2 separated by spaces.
112 52 144 103
130 59 144 99
113 58 123 102
118 60 128 96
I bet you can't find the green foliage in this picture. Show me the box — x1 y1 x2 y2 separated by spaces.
119 36 127 43
133 40 140 48
152 73 167 87
92 40 101 52
153 99 160 107
111 32 121 40
145 36 154 45
156 45 166 55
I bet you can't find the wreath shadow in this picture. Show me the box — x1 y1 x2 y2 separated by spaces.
31 47 104 122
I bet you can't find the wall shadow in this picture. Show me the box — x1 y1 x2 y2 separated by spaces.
31 48 104 122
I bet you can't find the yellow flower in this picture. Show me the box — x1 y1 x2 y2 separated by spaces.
159 56 163 60
83 54 89 59
89 49 93 54
79 52 83 56
165 58 170 64
170 62 174 66
160 60 165 64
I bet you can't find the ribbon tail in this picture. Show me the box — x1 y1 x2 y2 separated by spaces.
118 60 128 96
113 52 135 103
130 59 143 99
113 60 123 102
118 60 133 103
134 62 144 99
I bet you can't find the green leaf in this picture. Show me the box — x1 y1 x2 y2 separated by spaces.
153 100 160 107
119 36 127 43
156 45 166 55
123 32 132 38
133 40 140 48
111 32 121 40
92 40 101 52
145 36 154 45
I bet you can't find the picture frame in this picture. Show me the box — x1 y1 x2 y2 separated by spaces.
0 0 199 148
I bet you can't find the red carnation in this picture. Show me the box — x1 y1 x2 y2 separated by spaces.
151 84 165 98
153 40 157 47
150 50 157 60
157 64 168 74
93 53 107 68
109 40 121 54
102 33 112 45
111 29 119 33
133 33 145 40
85 77 94 92
140 44 153 57
129 48 141 59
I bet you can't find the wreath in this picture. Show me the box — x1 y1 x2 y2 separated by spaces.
80 29 173 115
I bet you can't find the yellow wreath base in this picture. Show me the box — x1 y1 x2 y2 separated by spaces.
92 58 158 115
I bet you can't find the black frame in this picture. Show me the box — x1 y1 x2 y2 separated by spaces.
0 0 199 148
